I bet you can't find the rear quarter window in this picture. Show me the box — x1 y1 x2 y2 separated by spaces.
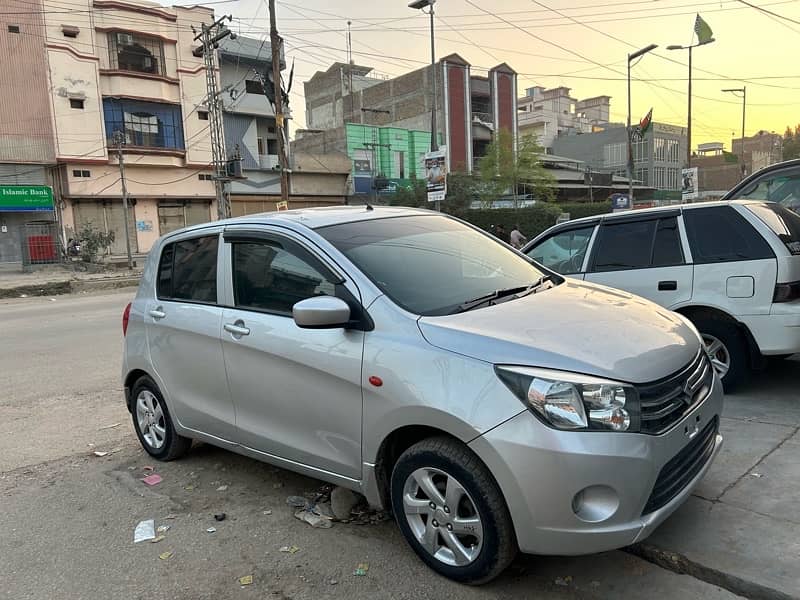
683 206 774 263
745 203 800 255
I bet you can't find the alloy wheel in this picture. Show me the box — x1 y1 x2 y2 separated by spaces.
401 467 483 567
136 390 166 450
702 333 731 379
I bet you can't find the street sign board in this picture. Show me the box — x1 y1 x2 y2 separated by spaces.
610 193 632 212
424 146 447 203
0 185 54 212
681 167 698 202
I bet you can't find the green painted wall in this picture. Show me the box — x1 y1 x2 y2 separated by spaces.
345 123 441 182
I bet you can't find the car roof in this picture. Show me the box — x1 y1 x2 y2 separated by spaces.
169 205 439 238
527 199 773 245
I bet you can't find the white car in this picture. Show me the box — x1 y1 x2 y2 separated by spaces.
524 200 800 389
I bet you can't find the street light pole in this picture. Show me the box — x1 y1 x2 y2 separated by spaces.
627 43 658 206
667 37 715 169
409 0 438 152
722 86 746 179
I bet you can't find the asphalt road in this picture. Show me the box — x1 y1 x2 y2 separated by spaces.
0 291 741 600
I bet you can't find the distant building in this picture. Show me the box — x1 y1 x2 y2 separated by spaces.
732 131 783 176
295 54 519 192
518 86 611 150
551 122 687 195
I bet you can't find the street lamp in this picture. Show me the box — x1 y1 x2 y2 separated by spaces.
722 86 746 179
627 43 658 205
667 36 716 168
409 0 438 151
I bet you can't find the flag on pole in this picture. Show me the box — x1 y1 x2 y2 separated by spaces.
694 14 713 44
639 108 653 134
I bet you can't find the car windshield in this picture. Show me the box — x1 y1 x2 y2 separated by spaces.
318 215 550 316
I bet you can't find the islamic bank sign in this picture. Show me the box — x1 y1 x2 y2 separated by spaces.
0 185 54 212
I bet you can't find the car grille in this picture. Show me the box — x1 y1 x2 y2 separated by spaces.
642 416 718 515
637 351 713 435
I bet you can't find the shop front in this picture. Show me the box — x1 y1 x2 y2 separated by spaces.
0 184 57 265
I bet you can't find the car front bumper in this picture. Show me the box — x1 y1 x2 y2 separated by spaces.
468 376 724 555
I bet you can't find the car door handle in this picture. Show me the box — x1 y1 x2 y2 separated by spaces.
658 280 678 291
224 320 250 337
149 307 166 320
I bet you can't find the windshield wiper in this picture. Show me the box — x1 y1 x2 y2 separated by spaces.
455 275 555 313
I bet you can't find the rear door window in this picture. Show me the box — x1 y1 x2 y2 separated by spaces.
157 235 219 303
591 219 657 272
683 206 774 263
651 217 684 267
745 203 800 255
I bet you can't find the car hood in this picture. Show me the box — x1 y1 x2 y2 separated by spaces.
417 280 701 384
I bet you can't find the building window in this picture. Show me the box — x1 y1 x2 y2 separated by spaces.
198 174 213 181
257 137 265 155
8 25 20 33
654 138 679 163
198 111 209 120
667 167 680 190
72 170 91 178
603 143 626 167
108 31 166 76
635 168 649 186
245 79 265 95
633 139 648 163
69 98 85 109
103 98 184 150
62 26 79 38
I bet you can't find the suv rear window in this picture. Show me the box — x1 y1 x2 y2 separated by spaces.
746 203 800 255
683 206 774 263
157 235 218 303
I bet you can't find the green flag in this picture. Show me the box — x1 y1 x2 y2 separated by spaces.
694 13 713 44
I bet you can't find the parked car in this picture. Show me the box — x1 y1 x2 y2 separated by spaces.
523 200 800 389
123 206 723 584
724 159 800 214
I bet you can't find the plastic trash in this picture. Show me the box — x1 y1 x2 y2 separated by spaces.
156 525 170 534
286 496 307 508
159 551 173 560
279 545 300 554
93 451 109 457
134 520 156 543
294 509 333 529
353 563 369 576
238 575 253 586
216 485 229 492
151 535 165 544
262 510 272 515
206 527 217 533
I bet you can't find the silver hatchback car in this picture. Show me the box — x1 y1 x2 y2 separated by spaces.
122 206 723 584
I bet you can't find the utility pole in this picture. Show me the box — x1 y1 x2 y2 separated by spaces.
722 86 746 179
409 0 437 151
193 15 234 219
626 43 657 207
268 0 289 203
113 131 133 270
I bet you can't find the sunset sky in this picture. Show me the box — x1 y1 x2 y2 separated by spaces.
180 0 800 147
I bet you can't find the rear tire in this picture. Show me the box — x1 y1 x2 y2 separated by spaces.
131 376 191 461
690 314 749 392
390 436 517 584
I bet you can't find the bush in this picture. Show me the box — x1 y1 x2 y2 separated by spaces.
460 201 612 239
77 222 115 263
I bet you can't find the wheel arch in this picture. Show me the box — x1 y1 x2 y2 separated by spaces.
674 304 763 367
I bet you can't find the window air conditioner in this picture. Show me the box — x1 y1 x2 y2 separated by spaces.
116 33 134 46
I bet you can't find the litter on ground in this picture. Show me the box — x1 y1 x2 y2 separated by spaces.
133 519 155 543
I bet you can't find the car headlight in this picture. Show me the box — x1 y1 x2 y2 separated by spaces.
495 366 640 432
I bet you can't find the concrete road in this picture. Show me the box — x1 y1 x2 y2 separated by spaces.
0 292 742 599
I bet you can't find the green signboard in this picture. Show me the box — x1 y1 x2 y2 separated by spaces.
0 185 54 212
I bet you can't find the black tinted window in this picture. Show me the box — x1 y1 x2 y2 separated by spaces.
652 217 684 267
232 242 336 314
592 220 657 272
157 236 218 303
684 206 773 263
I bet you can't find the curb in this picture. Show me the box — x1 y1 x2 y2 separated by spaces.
0 276 140 299
627 543 796 600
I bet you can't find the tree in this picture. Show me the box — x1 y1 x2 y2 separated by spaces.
783 124 800 161
477 130 556 207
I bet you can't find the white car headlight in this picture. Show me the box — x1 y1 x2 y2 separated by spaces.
495 366 640 432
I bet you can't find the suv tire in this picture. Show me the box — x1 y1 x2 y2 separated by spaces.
691 314 749 392
390 436 517 584
131 376 191 461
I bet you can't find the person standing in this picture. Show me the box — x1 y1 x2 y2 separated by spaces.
494 224 509 244
510 224 527 249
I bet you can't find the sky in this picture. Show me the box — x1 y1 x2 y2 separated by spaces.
171 0 800 148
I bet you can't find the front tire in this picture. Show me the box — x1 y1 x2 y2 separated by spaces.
131 376 191 461
691 314 749 392
390 437 517 584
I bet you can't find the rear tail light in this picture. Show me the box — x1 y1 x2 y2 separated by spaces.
122 302 132 336
773 281 800 303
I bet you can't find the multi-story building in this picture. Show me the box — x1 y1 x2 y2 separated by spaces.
732 130 783 176
518 86 611 150
551 122 688 194
0 0 58 265
294 54 518 190
218 36 349 213
42 0 217 255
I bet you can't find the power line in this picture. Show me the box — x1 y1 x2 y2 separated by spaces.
735 0 800 26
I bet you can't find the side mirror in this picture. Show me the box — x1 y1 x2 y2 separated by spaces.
292 296 351 329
